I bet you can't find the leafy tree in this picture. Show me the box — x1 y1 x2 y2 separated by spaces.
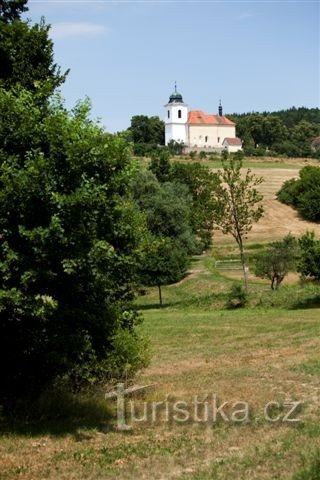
0 90 148 403
290 120 320 156
297 231 320 280
277 166 320 222
138 236 189 306
215 158 264 291
254 235 297 289
169 161 220 250
0 0 28 23
131 169 196 254
0 16 68 99
149 150 171 183
128 115 165 146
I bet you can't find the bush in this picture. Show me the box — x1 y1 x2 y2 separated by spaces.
226 283 248 309
277 166 320 222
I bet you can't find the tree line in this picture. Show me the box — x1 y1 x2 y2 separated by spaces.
127 108 320 158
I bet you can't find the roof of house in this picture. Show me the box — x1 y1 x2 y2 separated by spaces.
188 110 235 126
222 137 242 146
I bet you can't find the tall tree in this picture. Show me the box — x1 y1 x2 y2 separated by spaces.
0 90 148 403
215 158 264 291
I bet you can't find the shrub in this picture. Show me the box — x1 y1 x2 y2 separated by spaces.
226 283 248 309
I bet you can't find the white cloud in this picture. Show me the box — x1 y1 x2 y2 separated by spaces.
50 22 108 39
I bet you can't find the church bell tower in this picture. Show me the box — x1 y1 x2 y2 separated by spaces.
164 83 188 146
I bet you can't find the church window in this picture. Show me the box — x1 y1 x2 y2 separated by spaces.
168 110 170 119
178 110 182 119
205 136 208 143
217 137 220 143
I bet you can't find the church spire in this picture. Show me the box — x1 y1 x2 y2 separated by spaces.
218 99 223 117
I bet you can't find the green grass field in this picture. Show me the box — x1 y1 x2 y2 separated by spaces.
1 251 320 480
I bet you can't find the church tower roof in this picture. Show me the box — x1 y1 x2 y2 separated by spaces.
168 82 184 104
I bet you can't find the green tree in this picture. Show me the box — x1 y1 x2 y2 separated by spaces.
215 158 264 291
149 150 171 183
0 16 68 98
128 115 165 145
169 161 220 250
0 90 148 403
277 166 320 222
297 231 320 280
0 0 28 23
290 120 320 156
138 236 189 306
255 235 297 289
131 169 196 254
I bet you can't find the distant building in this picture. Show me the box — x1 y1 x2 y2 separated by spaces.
164 84 242 152
222 137 243 153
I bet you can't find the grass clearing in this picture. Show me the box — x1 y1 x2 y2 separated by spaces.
1 250 320 480
1 158 320 479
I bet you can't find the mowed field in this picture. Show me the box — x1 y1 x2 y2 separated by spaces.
214 165 320 244
1 158 320 480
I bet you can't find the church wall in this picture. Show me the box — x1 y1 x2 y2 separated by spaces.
188 125 236 148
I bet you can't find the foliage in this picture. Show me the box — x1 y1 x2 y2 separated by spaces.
230 108 320 157
169 161 221 250
128 115 165 147
167 139 184 155
0 89 148 402
138 236 190 305
297 231 320 280
131 169 196 254
0 0 28 23
149 149 171 182
215 158 264 291
0 17 68 100
130 168 196 304
226 283 248 309
254 234 297 289
277 166 320 222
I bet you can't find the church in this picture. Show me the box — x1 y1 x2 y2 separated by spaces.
164 85 242 153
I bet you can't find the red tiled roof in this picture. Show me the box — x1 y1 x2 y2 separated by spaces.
223 137 242 146
188 110 235 126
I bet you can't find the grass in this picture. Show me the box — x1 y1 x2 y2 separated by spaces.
1 253 320 479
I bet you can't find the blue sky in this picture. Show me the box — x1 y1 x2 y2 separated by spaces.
26 1 319 132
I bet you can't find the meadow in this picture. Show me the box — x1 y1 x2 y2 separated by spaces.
1 157 320 480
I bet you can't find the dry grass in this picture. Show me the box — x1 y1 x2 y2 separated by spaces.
214 167 320 245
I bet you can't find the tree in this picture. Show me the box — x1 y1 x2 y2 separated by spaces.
138 237 189 306
149 150 171 183
130 169 196 304
128 115 165 146
254 235 297 289
0 16 68 98
169 161 221 250
131 169 197 254
0 0 28 23
297 231 320 280
0 90 148 403
215 158 264 291
277 166 320 222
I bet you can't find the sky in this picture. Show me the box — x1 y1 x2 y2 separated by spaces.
25 0 319 133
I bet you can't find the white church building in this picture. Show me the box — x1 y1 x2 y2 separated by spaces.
164 85 242 152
